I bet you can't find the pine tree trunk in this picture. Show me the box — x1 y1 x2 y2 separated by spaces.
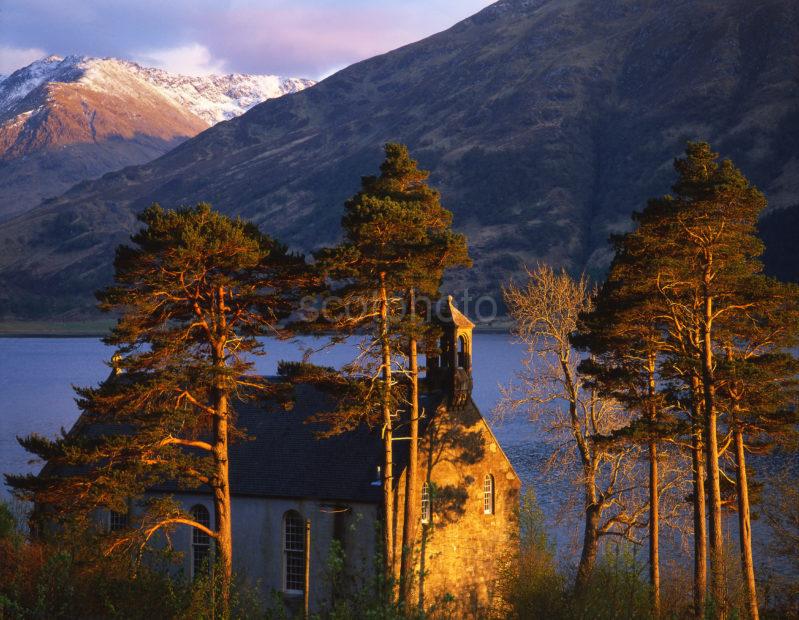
648 356 660 618
213 390 233 614
378 273 395 584
212 287 233 614
691 376 708 619
701 288 726 618
575 473 601 592
734 425 759 620
399 288 419 607
649 439 660 617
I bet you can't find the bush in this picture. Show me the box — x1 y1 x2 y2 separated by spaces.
0 508 263 620
496 490 654 620
568 545 651 620
495 489 565 619
0 502 17 541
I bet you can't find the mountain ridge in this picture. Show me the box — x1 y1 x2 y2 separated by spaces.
1 0 797 319
0 55 314 220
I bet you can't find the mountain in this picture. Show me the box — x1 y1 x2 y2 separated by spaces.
1 0 798 319
759 203 799 282
0 55 313 220
112 60 314 125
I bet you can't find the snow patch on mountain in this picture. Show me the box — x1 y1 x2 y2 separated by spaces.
0 55 65 114
0 55 315 125
121 62 315 124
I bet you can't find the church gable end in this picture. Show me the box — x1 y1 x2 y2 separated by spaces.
394 298 520 616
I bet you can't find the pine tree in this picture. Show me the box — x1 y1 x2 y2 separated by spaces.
315 143 469 602
641 143 759 618
713 279 799 620
613 142 798 619
7 203 313 610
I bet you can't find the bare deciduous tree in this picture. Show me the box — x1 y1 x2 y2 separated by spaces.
500 265 646 591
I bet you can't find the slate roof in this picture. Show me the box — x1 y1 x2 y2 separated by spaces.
45 381 387 504
226 383 384 503
46 375 517 506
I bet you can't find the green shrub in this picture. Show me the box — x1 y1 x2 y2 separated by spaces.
495 489 565 619
567 544 651 620
497 490 655 620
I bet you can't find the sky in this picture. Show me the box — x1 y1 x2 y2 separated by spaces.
0 0 495 79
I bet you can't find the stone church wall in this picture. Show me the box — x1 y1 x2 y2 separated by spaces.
393 399 520 617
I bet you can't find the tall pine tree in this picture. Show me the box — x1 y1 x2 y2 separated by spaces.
315 143 469 602
714 280 799 620
604 142 799 619
574 237 669 617
8 203 314 609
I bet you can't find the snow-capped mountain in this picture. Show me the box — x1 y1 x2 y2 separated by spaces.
3 0 797 321
120 61 315 125
0 55 314 219
0 55 314 127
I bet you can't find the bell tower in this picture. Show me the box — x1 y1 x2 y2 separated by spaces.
425 295 474 407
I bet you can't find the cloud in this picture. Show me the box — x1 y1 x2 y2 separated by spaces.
192 1 493 79
0 45 48 74
133 43 228 76
0 0 496 79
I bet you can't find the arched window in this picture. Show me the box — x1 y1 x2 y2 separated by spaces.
283 511 305 593
420 482 431 524
190 504 211 578
483 475 495 515
457 335 469 370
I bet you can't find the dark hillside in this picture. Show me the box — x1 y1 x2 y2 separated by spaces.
2 0 798 318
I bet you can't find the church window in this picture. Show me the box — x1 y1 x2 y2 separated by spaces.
457 335 469 370
109 509 127 531
483 475 495 515
190 504 211 578
421 482 431 524
284 511 305 593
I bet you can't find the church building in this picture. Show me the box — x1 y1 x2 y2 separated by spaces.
102 298 520 616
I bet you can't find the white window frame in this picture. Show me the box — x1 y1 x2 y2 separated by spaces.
421 482 431 524
190 504 211 579
483 474 495 515
283 511 305 594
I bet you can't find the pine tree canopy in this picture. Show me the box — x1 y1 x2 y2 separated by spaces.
6 203 315 549
576 141 799 454
320 143 470 307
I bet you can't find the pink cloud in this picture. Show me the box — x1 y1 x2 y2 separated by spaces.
189 2 491 78
2 0 494 79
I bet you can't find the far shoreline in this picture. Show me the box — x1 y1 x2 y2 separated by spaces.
0 320 117 338
0 319 516 338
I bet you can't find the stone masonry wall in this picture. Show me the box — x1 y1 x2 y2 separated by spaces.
393 399 520 617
